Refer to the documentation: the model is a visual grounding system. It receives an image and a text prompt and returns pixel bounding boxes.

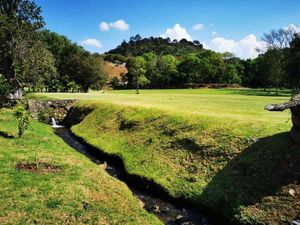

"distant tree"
[224,64,242,84]
[200,51,226,84]
[142,52,157,85]
[178,53,203,83]
[65,53,108,92]
[41,30,108,92]
[128,56,148,94]
[287,35,300,91]
[263,49,286,92]
[157,55,178,87]
[262,27,298,50]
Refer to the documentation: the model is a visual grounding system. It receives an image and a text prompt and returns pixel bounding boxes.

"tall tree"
[287,35,300,91]
[0,0,45,97]
[128,56,148,94]
[157,55,178,87]
[262,27,298,50]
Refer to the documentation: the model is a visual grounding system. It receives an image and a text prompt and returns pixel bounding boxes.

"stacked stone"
[290,94,300,146]
[28,99,78,124]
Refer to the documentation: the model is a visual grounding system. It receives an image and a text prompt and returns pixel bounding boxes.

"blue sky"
[36,0,300,58]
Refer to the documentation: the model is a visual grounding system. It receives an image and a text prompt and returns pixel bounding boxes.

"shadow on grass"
[200,132,300,222]
[0,130,14,139]
[228,89,293,97]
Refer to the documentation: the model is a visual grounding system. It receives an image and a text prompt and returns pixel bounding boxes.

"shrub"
[37,108,54,124]
[14,102,30,138]
[0,74,12,98]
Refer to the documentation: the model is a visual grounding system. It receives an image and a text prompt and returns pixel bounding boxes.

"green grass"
[33,89,300,224]
[0,109,162,225]
[34,88,292,123]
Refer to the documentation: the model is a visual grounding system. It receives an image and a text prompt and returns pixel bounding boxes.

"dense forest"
[107,35,203,57]
[107,33,300,91]
[0,0,108,98]
[0,0,300,99]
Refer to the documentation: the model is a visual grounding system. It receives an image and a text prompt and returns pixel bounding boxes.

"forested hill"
[107,35,203,57]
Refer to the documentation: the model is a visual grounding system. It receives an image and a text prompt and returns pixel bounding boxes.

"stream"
[54,127,216,225]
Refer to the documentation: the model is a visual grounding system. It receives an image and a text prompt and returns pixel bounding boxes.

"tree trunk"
[136,80,140,94]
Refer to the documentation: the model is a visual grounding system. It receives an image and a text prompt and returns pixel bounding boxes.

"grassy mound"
[69,101,300,224]
[0,109,161,225]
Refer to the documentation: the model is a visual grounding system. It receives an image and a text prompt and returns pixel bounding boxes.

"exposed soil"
[16,162,61,174]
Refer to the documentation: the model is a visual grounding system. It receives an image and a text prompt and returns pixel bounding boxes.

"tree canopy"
[107,35,204,57]
[0,1,108,96]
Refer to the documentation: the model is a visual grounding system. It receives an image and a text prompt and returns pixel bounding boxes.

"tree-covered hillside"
[107,30,300,91]
[107,35,203,57]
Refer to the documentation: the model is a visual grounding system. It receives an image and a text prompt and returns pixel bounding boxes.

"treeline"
[108,33,300,91]
[112,51,242,89]
[40,31,107,92]
[0,0,108,98]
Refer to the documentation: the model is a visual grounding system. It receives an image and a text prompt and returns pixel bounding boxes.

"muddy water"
[54,127,215,225]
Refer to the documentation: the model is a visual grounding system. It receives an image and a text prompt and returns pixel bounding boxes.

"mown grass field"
[33,88,291,125]
[32,88,300,224]
[0,109,162,225]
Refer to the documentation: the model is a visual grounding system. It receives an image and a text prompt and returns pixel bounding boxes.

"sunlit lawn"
[33,88,292,131]
[0,109,161,225]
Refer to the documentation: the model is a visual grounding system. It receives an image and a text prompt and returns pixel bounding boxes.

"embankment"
[0,108,161,225]
[65,101,300,224]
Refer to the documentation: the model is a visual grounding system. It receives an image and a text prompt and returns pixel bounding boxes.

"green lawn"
[32,88,300,224]
[0,109,161,225]
[33,88,291,120]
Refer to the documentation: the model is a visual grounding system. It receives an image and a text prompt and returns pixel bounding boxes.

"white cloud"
[110,19,129,30]
[99,22,110,31]
[212,31,217,35]
[79,39,102,48]
[209,34,264,59]
[284,24,300,33]
[161,24,192,41]
[192,23,204,31]
[99,19,129,31]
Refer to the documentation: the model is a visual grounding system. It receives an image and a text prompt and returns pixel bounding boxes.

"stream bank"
[54,127,222,225]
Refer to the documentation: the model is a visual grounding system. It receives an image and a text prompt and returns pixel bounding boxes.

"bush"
[0,74,12,98]
[37,108,54,124]
[14,102,30,138]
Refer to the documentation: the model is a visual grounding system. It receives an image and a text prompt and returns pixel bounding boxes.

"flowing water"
[54,126,216,225]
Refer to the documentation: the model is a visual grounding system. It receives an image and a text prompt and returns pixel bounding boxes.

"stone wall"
[28,99,78,124]
[0,98,19,108]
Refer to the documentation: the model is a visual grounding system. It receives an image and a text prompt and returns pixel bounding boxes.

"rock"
[28,99,78,123]
[138,199,145,208]
[176,215,184,220]
[289,188,296,197]
[176,215,188,223]
[251,137,260,143]
[100,161,108,169]
[152,204,160,213]
[292,219,300,225]
[160,206,170,213]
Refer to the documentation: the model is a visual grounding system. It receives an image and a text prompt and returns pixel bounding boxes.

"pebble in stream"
[54,127,212,225]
